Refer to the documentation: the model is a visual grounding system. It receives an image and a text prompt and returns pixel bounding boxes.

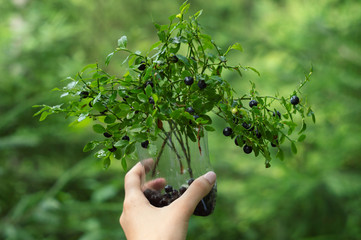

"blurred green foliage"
[1,0,360,239]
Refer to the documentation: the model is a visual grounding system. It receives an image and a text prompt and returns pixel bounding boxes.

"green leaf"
[204,126,215,132]
[39,111,49,121]
[93,124,105,133]
[103,157,111,169]
[137,93,148,103]
[176,54,190,67]
[118,36,127,49]
[104,115,116,124]
[225,42,243,55]
[83,141,97,152]
[145,84,152,97]
[114,140,129,148]
[298,134,306,142]
[276,148,284,161]
[121,156,127,171]
[291,142,298,154]
[299,120,307,134]
[78,113,89,122]
[125,142,136,155]
[93,102,107,112]
[105,52,114,66]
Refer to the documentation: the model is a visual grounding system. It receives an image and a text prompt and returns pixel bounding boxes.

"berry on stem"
[243,145,253,154]
[249,100,258,108]
[149,97,155,104]
[144,81,154,88]
[184,76,194,86]
[122,135,130,141]
[186,107,195,114]
[198,79,207,89]
[141,140,149,148]
[223,127,233,137]
[290,95,300,105]
[138,61,146,71]
[164,185,173,193]
[103,132,112,138]
[80,91,89,98]
[273,110,281,118]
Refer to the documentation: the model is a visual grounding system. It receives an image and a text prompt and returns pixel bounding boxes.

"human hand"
[119,158,217,240]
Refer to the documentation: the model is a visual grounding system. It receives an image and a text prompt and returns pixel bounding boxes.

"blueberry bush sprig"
[33,2,315,171]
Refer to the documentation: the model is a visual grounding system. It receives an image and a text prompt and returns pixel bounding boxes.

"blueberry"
[234,136,244,146]
[198,79,207,89]
[193,115,200,120]
[273,110,281,118]
[144,81,154,88]
[164,185,173,193]
[187,178,194,185]
[149,97,155,104]
[243,145,253,154]
[249,100,258,108]
[242,122,251,130]
[108,146,117,152]
[169,55,179,63]
[138,61,146,71]
[179,186,187,195]
[184,76,194,86]
[141,140,149,149]
[79,91,89,98]
[185,107,195,114]
[290,95,300,105]
[223,127,233,137]
[122,135,130,141]
[255,129,262,138]
[103,132,112,138]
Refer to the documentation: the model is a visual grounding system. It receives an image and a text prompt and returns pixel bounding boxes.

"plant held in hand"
[34,2,315,173]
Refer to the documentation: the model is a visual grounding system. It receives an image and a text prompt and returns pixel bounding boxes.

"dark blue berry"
[80,91,89,98]
[103,132,112,138]
[179,186,187,195]
[186,107,195,114]
[138,61,146,71]
[243,145,253,154]
[170,55,179,63]
[187,178,194,185]
[242,122,251,130]
[249,100,258,108]
[223,127,233,137]
[273,110,281,118]
[149,97,155,104]
[184,76,194,85]
[193,115,199,120]
[122,135,130,141]
[290,95,300,105]
[141,140,149,148]
[144,81,154,88]
[164,185,173,193]
[198,79,207,89]
[108,146,117,152]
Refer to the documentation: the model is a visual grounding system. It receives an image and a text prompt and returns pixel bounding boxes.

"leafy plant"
[34,2,314,173]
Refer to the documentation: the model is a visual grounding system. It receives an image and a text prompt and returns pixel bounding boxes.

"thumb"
[173,171,216,217]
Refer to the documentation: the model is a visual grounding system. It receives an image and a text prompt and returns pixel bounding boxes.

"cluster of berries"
[223,96,300,154]
[143,178,216,216]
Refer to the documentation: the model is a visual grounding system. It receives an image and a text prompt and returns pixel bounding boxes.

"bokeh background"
[1,0,361,239]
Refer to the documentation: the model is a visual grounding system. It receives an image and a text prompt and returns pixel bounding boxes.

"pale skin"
[119,158,217,240]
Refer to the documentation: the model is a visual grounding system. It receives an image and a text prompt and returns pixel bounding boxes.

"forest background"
[1,0,361,239]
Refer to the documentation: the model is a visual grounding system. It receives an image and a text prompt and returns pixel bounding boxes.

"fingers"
[143,178,166,191]
[173,171,216,217]
[124,158,154,198]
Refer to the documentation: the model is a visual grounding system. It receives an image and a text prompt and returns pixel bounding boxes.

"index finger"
[123,158,154,197]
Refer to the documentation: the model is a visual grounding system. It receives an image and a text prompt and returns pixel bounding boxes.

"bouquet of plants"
[34,2,314,200]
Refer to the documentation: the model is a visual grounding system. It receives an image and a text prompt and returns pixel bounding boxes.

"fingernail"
[204,171,216,185]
